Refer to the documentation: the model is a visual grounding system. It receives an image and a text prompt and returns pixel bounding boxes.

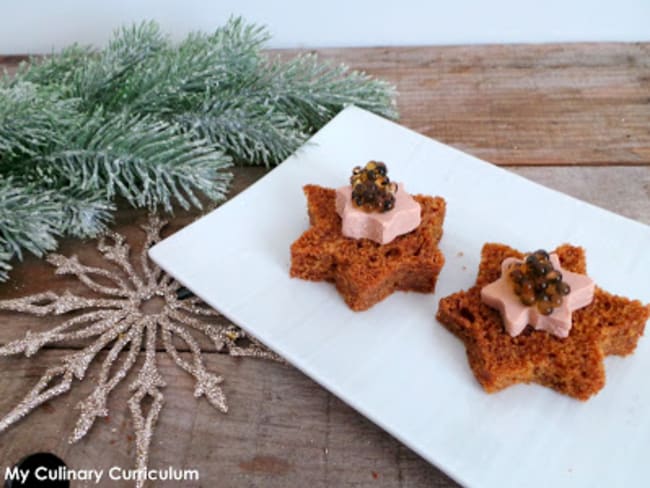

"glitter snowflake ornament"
[0,215,278,486]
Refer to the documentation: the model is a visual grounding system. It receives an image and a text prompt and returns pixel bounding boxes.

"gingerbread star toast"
[290,185,446,311]
[436,243,649,400]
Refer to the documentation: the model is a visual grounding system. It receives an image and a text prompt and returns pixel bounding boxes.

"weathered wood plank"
[512,165,650,223]
[274,43,650,166]
[4,42,650,167]
[0,350,455,487]
[0,54,24,76]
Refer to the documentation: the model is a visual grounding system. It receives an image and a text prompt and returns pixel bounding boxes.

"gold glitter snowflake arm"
[139,216,166,287]
[128,322,165,488]
[160,316,228,413]
[0,214,281,485]
[0,315,135,434]
[0,290,123,316]
[0,310,128,357]
[167,308,228,350]
[166,308,280,361]
[70,323,144,442]
[175,296,220,317]
[47,253,133,297]
[97,231,144,290]
[0,365,74,433]
[228,332,283,361]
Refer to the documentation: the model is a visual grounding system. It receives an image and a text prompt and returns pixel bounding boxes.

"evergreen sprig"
[0,17,397,281]
[0,83,80,161]
[0,178,64,276]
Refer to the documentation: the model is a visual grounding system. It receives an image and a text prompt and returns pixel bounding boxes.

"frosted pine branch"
[261,53,398,130]
[38,113,233,211]
[0,17,396,281]
[176,98,307,166]
[0,177,64,260]
[0,83,81,161]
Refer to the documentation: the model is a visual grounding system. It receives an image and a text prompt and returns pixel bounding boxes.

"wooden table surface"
[1,43,649,487]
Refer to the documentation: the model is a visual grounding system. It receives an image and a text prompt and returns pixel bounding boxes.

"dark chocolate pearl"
[520,293,536,306]
[537,301,554,315]
[526,254,539,266]
[550,294,563,306]
[510,269,524,282]
[534,249,550,260]
[546,270,562,282]
[559,282,571,295]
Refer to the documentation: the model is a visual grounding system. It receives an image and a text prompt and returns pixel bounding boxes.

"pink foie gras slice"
[480,254,595,338]
[335,183,421,245]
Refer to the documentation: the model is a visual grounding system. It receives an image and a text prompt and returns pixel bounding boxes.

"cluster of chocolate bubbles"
[508,249,571,315]
[350,161,398,213]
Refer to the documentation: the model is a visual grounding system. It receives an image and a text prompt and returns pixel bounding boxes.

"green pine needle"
[176,98,307,166]
[0,83,81,161]
[0,248,11,282]
[262,53,398,130]
[0,17,397,282]
[39,112,233,210]
[55,188,116,238]
[0,177,64,260]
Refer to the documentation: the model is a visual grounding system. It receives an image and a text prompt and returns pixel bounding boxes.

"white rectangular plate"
[149,106,650,488]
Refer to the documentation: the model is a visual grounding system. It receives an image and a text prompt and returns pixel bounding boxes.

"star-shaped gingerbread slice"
[436,243,649,400]
[290,185,446,311]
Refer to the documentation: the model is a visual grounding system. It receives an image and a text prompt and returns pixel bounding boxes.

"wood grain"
[5,42,650,167]
[1,44,649,487]
[0,350,455,487]
[275,43,650,166]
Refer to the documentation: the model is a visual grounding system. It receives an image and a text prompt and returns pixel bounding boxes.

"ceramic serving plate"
[149,106,650,488]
